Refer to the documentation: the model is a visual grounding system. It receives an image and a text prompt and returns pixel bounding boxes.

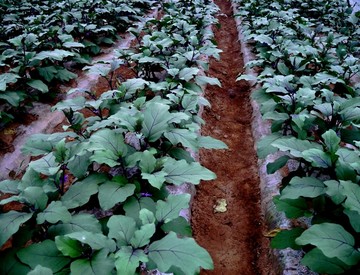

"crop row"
[0,0,225,274]
[0,0,155,127]
[236,0,360,273]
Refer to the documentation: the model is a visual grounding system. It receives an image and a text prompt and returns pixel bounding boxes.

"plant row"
[0,0,225,274]
[236,0,360,273]
[0,0,155,127]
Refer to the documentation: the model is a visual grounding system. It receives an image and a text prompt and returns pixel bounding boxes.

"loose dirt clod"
[191,0,275,274]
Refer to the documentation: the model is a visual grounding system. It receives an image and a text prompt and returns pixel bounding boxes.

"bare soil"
[191,1,275,274]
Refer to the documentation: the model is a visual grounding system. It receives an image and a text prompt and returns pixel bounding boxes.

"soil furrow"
[191,1,274,274]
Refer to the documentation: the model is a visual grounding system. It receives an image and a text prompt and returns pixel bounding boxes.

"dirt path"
[191,1,274,274]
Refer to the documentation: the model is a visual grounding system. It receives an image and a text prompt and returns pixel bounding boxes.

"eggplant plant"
[236,0,360,273]
[0,0,225,274]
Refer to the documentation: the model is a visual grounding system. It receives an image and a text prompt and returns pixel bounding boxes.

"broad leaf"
[29,153,60,176]
[27,80,49,93]
[273,195,310,218]
[161,217,192,237]
[302,148,332,168]
[17,240,71,273]
[280,177,325,199]
[48,214,101,236]
[107,215,136,246]
[270,228,305,250]
[156,194,190,222]
[115,247,148,275]
[130,223,156,248]
[272,137,321,158]
[324,180,346,205]
[55,236,83,258]
[70,249,114,275]
[61,174,106,209]
[28,265,53,275]
[148,232,213,274]
[322,130,341,154]
[98,182,135,210]
[142,103,170,142]
[37,201,72,224]
[340,181,360,214]
[64,231,116,252]
[163,158,216,185]
[0,211,33,247]
[301,248,350,274]
[296,223,360,265]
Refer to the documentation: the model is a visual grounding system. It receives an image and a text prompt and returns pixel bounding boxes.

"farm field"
[1,0,360,274]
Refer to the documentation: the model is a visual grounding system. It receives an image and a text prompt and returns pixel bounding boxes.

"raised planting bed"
[236,0,360,273]
[0,0,227,274]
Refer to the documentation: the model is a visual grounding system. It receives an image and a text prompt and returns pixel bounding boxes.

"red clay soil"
[191,1,275,274]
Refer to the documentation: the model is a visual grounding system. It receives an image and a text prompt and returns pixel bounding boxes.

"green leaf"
[0,73,20,91]
[344,209,360,233]
[63,42,85,48]
[325,180,346,205]
[28,153,60,176]
[257,134,281,159]
[37,66,57,82]
[28,265,53,275]
[302,148,332,168]
[61,174,106,209]
[253,34,273,45]
[164,129,198,151]
[0,248,31,274]
[130,223,156,248]
[178,67,199,81]
[115,247,148,275]
[55,236,83,258]
[322,130,341,153]
[31,49,75,61]
[98,182,135,210]
[89,128,128,157]
[0,211,33,247]
[139,209,156,225]
[0,90,26,107]
[48,214,101,236]
[161,217,192,237]
[122,78,148,94]
[90,150,119,167]
[148,232,213,273]
[266,155,290,174]
[195,75,221,87]
[37,201,72,224]
[272,137,321,158]
[197,136,228,149]
[55,69,77,82]
[301,248,350,274]
[340,181,360,214]
[22,186,48,210]
[0,179,19,194]
[64,231,116,252]
[156,194,190,223]
[107,215,136,246]
[296,223,360,265]
[27,80,49,93]
[273,195,310,218]
[270,228,305,250]
[70,249,114,275]
[124,197,156,224]
[17,240,71,273]
[163,158,216,185]
[280,177,325,199]
[142,171,167,189]
[142,103,171,142]
[139,150,157,173]
[52,97,86,112]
